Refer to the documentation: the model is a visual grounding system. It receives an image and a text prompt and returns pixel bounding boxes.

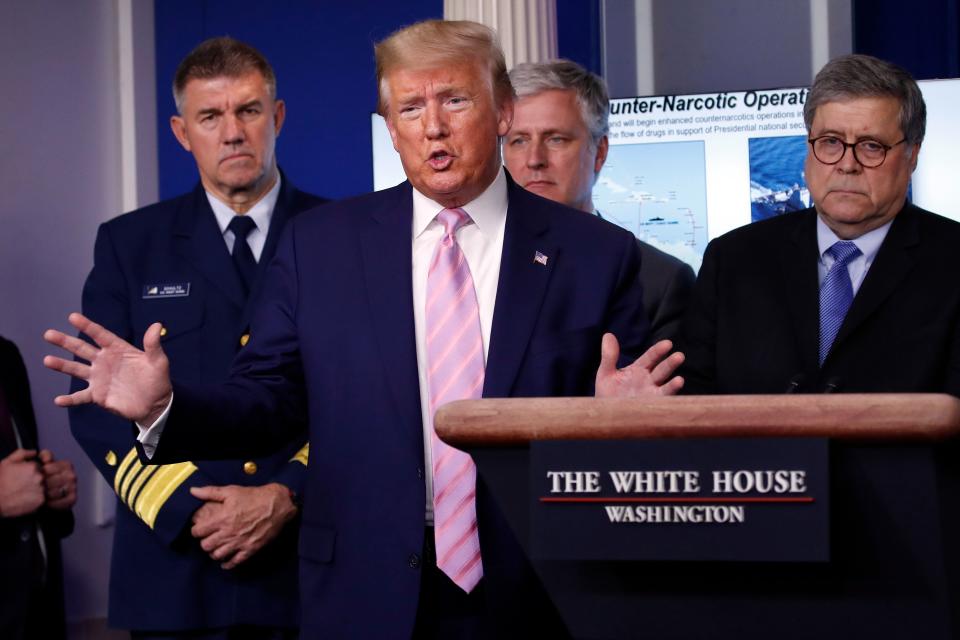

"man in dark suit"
[67,38,324,638]
[45,20,682,639]
[503,59,696,347]
[680,54,960,396]
[1,336,75,640]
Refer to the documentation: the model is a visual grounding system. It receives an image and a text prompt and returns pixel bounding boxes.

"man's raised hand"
[595,333,685,397]
[43,313,173,425]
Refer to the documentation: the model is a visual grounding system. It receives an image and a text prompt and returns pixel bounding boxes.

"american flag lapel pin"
[533,251,549,266]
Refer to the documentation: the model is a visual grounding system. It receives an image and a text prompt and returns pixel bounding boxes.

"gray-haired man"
[503,59,695,347]
[680,54,960,396]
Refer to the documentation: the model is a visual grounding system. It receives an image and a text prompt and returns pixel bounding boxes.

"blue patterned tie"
[818,240,862,365]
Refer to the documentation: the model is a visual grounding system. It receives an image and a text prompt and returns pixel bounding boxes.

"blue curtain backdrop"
[557,0,602,75]
[154,1,602,202]
[155,1,443,201]
[853,0,960,79]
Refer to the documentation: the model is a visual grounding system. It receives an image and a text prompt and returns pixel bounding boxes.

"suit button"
[408,553,421,569]
[243,461,258,475]
[417,467,423,479]
[159,326,168,337]
[240,333,250,347]
[20,530,31,542]
[105,450,117,466]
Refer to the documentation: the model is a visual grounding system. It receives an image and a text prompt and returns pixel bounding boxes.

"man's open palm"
[44,313,173,424]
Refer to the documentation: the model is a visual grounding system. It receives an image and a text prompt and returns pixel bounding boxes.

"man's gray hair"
[172,37,276,115]
[804,53,926,145]
[509,59,609,144]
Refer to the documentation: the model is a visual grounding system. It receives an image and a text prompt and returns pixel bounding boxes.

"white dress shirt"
[816,214,892,295]
[412,168,508,522]
[206,176,281,261]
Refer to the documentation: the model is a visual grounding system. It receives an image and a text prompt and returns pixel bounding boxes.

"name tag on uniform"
[142,283,191,299]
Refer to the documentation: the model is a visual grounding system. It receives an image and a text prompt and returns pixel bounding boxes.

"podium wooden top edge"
[434,394,960,446]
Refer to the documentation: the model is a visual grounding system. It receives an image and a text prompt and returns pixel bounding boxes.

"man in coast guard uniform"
[68,37,324,638]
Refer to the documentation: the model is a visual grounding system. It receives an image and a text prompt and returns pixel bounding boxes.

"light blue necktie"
[818,240,862,365]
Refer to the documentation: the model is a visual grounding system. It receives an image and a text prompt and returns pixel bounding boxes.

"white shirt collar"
[206,175,282,236]
[412,167,508,239]
[815,212,892,265]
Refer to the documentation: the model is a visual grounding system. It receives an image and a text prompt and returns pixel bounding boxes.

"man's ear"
[594,135,609,175]
[496,95,514,137]
[907,141,921,172]
[273,99,287,137]
[385,114,400,153]
[170,116,191,152]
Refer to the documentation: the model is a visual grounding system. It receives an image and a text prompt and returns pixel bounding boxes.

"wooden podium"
[436,394,960,640]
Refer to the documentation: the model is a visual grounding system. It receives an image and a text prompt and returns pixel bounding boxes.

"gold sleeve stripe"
[113,448,139,493]
[125,465,160,512]
[135,462,198,529]
[131,463,189,519]
[290,443,309,466]
[114,448,140,495]
[121,463,148,504]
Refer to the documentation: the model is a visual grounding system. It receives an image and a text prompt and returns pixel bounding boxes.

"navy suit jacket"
[152,176,648,638]
[635,240,695,347]
[69,178,325,630]
[680,204,960,396]
[596,212,695,347]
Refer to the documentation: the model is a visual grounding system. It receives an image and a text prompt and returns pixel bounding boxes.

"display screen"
[372,79,960,272]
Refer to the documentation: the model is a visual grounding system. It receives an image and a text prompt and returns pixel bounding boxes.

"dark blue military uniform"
[69,176,324,633]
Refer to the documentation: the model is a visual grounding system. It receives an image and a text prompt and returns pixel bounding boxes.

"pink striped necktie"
[426,207,484,593]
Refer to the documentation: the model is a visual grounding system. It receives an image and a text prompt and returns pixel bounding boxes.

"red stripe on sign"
[540,496,815,503]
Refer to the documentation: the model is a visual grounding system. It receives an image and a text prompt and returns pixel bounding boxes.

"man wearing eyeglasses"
[680,54,960,396]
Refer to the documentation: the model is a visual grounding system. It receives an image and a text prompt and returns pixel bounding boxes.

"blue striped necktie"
[818,240,862,365]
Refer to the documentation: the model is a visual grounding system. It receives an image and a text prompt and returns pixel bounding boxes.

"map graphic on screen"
[593,140,709,271]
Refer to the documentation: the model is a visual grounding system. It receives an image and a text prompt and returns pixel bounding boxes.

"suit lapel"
[238,176,300,332]
[832,204,919,352]
[173,185,246,309]
[484,179,557,398]
[780,209,822,373]
[359,183,423,435]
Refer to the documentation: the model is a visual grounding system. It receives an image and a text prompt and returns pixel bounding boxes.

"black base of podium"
[472,442,960,639]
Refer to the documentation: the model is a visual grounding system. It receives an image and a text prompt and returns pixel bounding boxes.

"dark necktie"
[818,240,862,365]
[228,215,258,295]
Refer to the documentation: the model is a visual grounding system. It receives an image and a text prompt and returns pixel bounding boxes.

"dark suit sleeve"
[945,313,960,398]
[68,224,309,545]
[645,258,696,347]
[608,232,651,368]
[1,340,75,539]
[677,239,720,394]
[151,222,308,464]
